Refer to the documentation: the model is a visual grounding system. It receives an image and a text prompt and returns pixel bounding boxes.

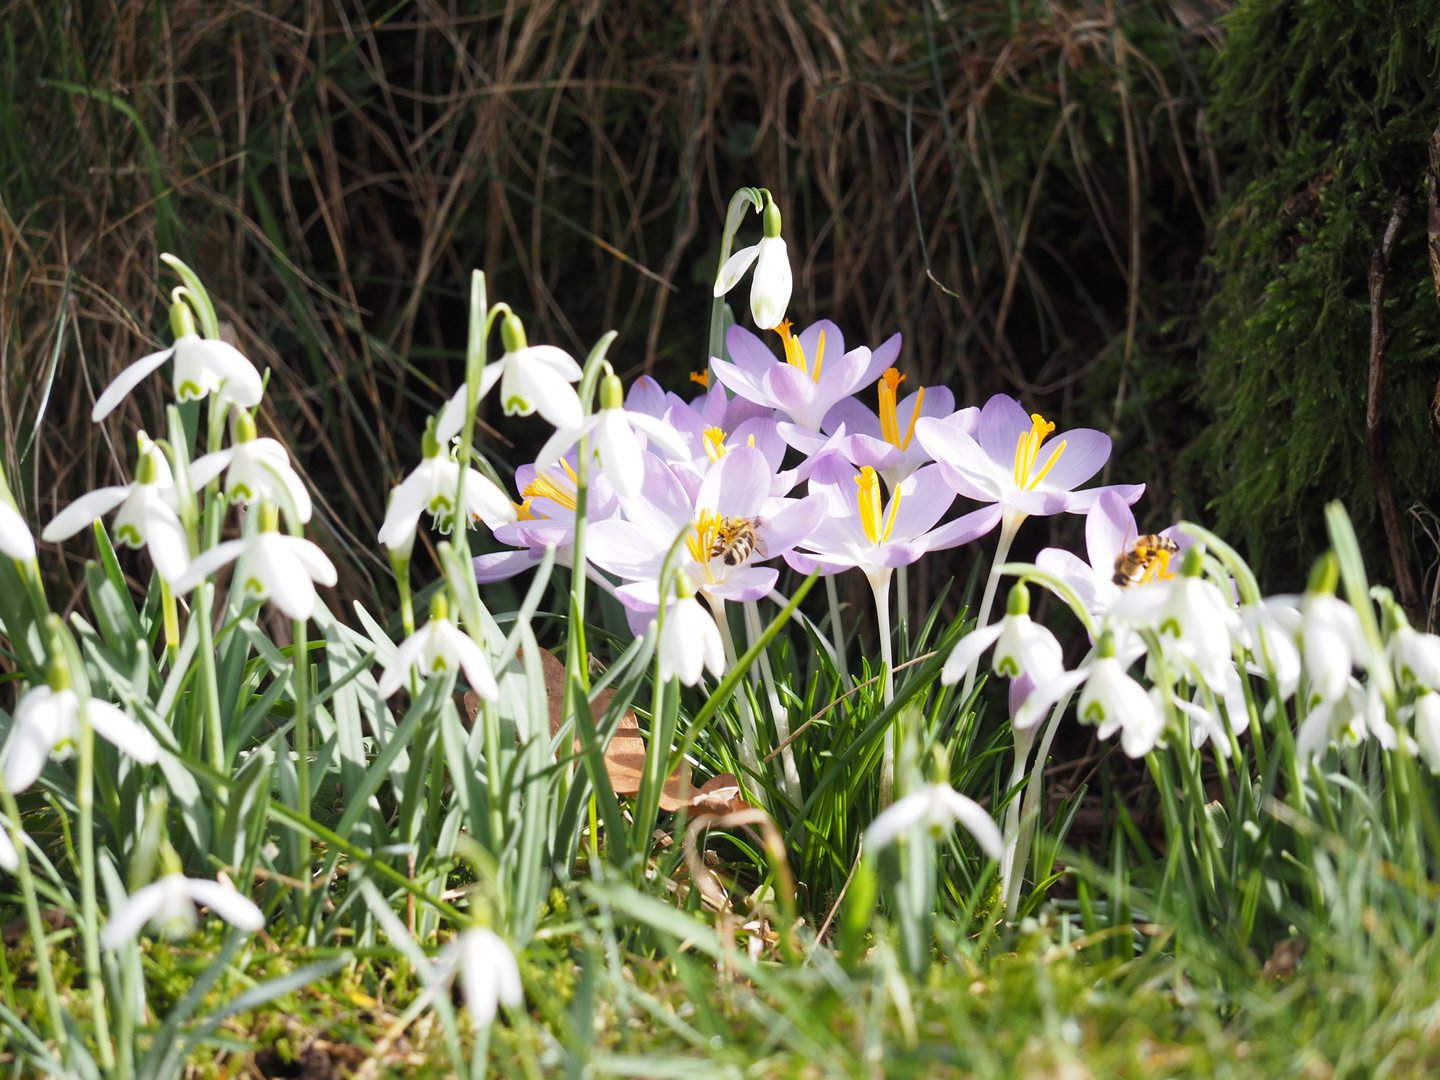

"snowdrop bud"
[763,196,782,239]
[169,297,198,339]
[1178,542,1204,579]
[1006,582,1030,617]
[501,312,527,353]
[134,438,158,486]
[232,407,257,443]
[599,372,624,411]
[1416,692,1440,773]
[1308,551,1339,596]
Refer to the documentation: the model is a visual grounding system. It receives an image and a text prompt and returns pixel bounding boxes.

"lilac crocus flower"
[711,320,898,432]
[781,368,962,491]
[586,447,822,615]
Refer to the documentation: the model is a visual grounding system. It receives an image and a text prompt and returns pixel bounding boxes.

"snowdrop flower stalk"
[713,190,792,331]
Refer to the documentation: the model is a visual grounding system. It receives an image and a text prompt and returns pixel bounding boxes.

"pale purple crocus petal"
[885,465,956,540]
[1060,484,1145,511]
[705,565,778,603]
[1087,489,1136,569]
[762,363,818,420]
[626,411,692,462]
[974,395,1034,466]
[784,550,855,577]
[1033,429,1111,491]
[698,445,769,519]
[1034,547,1103,613]
[921,503,1004,553]
[625,375,669,418]
[709,356,770,408]
[474,550,539,584]
[586,520,667,580]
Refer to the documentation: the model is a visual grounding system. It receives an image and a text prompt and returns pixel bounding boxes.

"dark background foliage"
[1,0,1435,629]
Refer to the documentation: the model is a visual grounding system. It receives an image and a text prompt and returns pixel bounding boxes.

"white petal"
[195,340,264,407]
[185,879,265,931]
[92,348,173,422]
[535,419,595,472]
[524,345,583,382]
[188,449,234,492]
[864,790,932,852]
[85,700,160,764]
[253,545,316,621]
[101,880,169,950]
[436,383,469,443]
[463,470,519,531]
[173,539,249,594]
[940,623,1004,685]
[41,486,131,542]
[278,536,338,587]
[0,501,35,560]
[0,828,16,872]
[938,787,1003,859]
[378,624,434,697]
[4,724,54,793]
[378,470,431,550]
[257,457,313,524]
[750,236,793,330]
[713,243,761,297]
[143,501,192,584]
[441,623,499,701]
[595,413,645,500]
[626,412,693,461]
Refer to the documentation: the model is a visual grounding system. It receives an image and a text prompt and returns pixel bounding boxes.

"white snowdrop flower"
[42,433,190,584]
[174,504,336,620]
[376,593,498,701]
[942,584,1063,687]
[1296,677,1395,763]
[713,195,792,330]
[191,408,311,524]
[0,501,35,561]
[4,683,161,794]
[1077,633,1164,759]
[91,298,262,422]
[535,372,691,500]
[1390,624,1440,691]
[865,782,1003,858]
[100,872,264,950]
[377,413,516,559]
[454,927,524,1029]
[657,577,726,687]
[1414,692,1440,773]
[438,314,584,431]
[1238,598,1302,701]
[0,828,16,872]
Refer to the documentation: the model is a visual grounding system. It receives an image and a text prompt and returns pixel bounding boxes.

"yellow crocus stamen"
[855,466,902,545]
[703,427,729,463]
[685,509,722,584]
[689,370,709,388]
[774,319,825,383]
[514,500,536,521]
[520,458,580,514]
[1012,413,1066,491]
[878,369,925,451]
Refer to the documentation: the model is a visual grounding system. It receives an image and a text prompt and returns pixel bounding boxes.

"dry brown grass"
[0,0,1225,618]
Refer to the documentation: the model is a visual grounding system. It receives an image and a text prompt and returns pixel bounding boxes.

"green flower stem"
[482,697,506,852]
[745,599,801,808]
[706,594,763,782]
[293,617,312,914]
[963,508,1023,704]
[76,699,116,1070]
[0,782,65,1056]
[159,578,180,667]
[708,187,766,369]
[196,582,225,774]
[870,569,896,807]
[825,575,852,689]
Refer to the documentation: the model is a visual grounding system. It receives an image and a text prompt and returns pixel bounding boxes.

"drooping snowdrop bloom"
[1296,676,1394,762]
[191,408,311,524]
[1390,622,1440,691]
[713,194,792,330]
[41,433,190,584]
[781,368,959,491]
[0,501,35,561]
[941,583,1065,687]
[472,454,619,588]
[376,592,499,700]
[174,503,336,620]
[0,828,16,872]
[915,395,1142,520]
[1414,692,1440,773]
[587,446,822,615]
[712,320,898,433]
[1077,632,1165,758]
[432,927,523,1029]
[1150,545,1242,690]
[1238,598,1302,702]
[4,683,160,794]
[657,574,726,686]
[1171,667,1251,757]
[377,412,516,559]
[1295,557,1370,709]
[91,298,263,422]
[438,313,584,430]
[865,782,1003,857]
[535,372,690,499]
[100,871,263,949]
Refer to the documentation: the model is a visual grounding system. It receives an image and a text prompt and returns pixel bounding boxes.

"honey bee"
[1112,534,1181,589]
[710,516,766,566]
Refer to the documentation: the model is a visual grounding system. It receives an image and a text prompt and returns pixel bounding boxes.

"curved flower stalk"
[41,432,190,584]
[657,574,726,687]
[376,593,499,700]
[191,408,311,525]
[865,781,1003,858]
[378,412,517,559]
[438,312,584,430]
[174,503,337,620]
[782,369,961,491]
[100,870,263,950]
[536,370,690,499]
[4,684,160,794]
[713,192,792,330]
[915,394,1141,699]
[91,296,262,423]
[0,500,35,561]
[712,320,898,432]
